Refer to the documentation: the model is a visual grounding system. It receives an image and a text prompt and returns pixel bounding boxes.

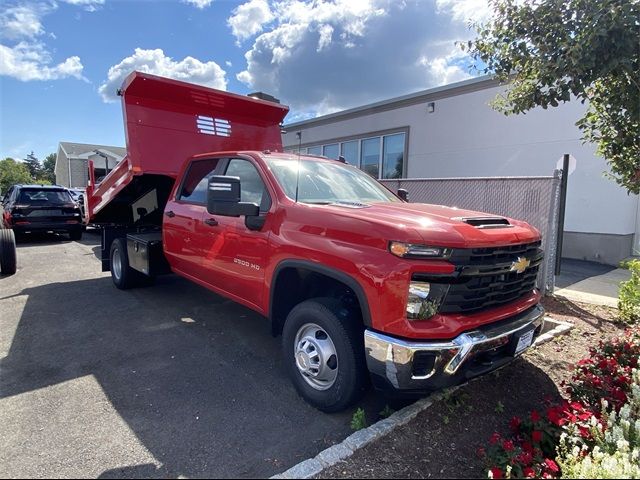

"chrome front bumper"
[364,305,545,392]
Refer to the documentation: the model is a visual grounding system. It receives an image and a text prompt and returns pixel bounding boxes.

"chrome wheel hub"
[294,323,338,391]
[112,247,122,280]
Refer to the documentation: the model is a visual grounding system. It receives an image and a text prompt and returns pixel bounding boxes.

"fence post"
[555,154,570,276]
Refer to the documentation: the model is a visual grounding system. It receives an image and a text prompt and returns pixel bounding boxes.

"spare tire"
[0,229,17,275]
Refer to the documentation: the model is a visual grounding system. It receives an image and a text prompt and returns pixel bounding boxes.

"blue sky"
[0,0,489,162]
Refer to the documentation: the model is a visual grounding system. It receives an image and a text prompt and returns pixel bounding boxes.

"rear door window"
[18,189,72,205]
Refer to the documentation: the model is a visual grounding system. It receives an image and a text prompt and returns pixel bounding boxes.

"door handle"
[165,211,175,218]
[204,218,218,226]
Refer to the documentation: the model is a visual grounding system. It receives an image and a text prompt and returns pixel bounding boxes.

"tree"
[463,0,640,194]
[42,153,57,184]
[23,151,42,180]
[0,158,32,195]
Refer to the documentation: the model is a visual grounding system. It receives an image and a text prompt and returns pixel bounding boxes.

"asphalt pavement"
[0,231,384,478]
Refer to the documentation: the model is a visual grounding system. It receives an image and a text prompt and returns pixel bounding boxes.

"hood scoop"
[456,216,512,229]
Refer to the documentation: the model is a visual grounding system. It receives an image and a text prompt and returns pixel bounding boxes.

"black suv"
[1,185,83,240]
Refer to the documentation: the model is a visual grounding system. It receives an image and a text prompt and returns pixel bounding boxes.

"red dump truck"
[86,71,545,412]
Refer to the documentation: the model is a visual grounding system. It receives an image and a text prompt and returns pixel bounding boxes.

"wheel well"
[270,265,369,336]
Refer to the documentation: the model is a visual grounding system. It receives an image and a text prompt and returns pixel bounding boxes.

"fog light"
[407,281,449,321]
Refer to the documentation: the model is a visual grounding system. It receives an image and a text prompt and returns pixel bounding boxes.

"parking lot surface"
[0,232,384,478]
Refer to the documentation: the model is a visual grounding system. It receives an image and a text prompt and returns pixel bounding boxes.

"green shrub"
[619,260,640,324]
[350,408,367,431]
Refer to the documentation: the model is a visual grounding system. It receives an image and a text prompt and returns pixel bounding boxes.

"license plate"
[30,210,61,217]
[515,330,535,356]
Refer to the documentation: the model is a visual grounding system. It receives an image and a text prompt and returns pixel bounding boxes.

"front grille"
[414,241,543,315]
[439,266,539,313]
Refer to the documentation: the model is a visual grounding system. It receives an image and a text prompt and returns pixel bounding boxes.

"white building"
[281,76,639,266]
[55,142,126,189]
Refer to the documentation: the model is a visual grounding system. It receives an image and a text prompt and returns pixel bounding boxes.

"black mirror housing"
[398,188,409,201]
[207,175,260,217]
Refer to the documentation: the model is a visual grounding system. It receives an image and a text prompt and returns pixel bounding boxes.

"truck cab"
[87,72,545,412]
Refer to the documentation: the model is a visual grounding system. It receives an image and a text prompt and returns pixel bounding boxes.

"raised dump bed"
[86,71,289,226]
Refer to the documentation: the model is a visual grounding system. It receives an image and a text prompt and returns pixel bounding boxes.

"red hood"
[321,201,541,249]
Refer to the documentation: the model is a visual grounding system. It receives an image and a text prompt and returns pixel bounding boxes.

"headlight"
[406,281,449,321]
[390,241,450,259]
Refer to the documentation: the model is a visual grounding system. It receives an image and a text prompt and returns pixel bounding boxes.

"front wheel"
[282,298,368,412]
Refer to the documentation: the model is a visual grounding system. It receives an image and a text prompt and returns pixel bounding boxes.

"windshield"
[18,189,73,205]
[266,157,399,204]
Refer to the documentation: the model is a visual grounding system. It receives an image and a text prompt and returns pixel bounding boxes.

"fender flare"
[269,259,373,332]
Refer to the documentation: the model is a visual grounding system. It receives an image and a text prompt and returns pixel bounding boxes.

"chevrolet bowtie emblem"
[510,256,531,274]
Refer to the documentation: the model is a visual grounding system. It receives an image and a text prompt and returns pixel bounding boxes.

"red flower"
[578,426,591,439]
[489,432,501,445]
[532,430,543,443]
[523,467,536,478]
[502,440,515,452]
[547,407,565,426]
[530,410,541,423]
[545,459,560,473]
[521,441,533,453]
[516,451,533,465]
[490,467,503,479]
[509,416,522,432]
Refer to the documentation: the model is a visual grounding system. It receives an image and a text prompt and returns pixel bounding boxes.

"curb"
[271,316,573,479]
[271,387,459,479]
[533,317,574,347]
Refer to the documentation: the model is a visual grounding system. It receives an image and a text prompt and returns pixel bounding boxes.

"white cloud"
[0,41,84,81]
[0,3,50,40]
[0,1,99,82]
[435,0,492,24]
[419,52,472,86]
[98,48,227,102]
[181,0,214,9]
[60,0,105,12]
[227,0,274,43]
[235,0,480,115]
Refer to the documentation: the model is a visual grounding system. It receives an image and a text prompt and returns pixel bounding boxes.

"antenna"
[295,131,302,203]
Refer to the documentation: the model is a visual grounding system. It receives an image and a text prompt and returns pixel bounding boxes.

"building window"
[340,141,359,166]
[361,137,381,178]
[382,133,404,179]
[323,143,339,159]
[297,130,406,179]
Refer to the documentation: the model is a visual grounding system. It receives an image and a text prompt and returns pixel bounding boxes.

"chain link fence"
[380,172,563,294]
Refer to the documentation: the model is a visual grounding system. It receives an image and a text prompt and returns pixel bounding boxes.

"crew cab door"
[163,158,222,274]
[197,157,272,309]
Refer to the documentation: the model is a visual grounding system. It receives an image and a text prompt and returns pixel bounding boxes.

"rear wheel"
[0,229,17,275]
[110,238,144,289]
[282,298,368,412]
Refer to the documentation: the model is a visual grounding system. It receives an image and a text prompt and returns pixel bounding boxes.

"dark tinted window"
[179,158,220,204]
[18,189,72,205]
[225,159,271,212]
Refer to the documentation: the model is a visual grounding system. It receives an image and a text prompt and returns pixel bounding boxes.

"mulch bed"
[318,296,625,479]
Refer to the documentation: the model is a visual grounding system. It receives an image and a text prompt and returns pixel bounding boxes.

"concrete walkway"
[554,267,631,308]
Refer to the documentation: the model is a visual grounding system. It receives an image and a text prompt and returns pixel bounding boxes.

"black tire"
[110,238,141,289]
[282,298,368,413]
[69,228,83,241]
[0,228,17,275]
